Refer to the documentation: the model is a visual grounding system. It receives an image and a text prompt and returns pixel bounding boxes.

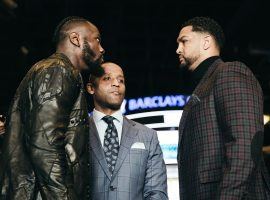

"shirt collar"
[189,56,220,92]
[93,109,123,124]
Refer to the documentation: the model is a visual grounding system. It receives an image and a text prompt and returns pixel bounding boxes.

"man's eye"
[119,79,125,83]
[103,76,110,80]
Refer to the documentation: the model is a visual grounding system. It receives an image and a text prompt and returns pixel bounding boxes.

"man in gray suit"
[86,62,168,200]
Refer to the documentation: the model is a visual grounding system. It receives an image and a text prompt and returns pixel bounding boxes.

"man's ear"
[69,32,80,47]
[203,35,211,50]
[86,83,95,95]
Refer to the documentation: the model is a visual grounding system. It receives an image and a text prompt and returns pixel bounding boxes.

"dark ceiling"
[1,0,270,113]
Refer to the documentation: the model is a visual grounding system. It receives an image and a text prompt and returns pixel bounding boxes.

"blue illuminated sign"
[121,94,190,114]
[160,144,178,160]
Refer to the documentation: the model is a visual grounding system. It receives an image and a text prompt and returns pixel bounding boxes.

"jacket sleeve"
[214,62,264,199]
[143,130,168,200]
[32,65,79,148]
[30,65,80,198]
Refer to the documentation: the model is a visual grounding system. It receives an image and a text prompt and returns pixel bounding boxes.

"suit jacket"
[89,116,168,200]
[0,53,89,199]
[178,58,270,200]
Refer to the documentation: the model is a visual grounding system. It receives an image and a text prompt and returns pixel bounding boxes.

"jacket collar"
[89,116,138,180]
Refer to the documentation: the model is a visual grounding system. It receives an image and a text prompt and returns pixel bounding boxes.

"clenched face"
[87,63,125,112]
[176,26,204,71]
[81,23,105,74]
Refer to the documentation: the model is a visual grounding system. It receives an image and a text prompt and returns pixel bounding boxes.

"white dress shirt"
[92,109,123,147]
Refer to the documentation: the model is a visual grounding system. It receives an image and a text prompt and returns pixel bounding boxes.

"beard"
[179,54,199,70]
[82,40,104,77]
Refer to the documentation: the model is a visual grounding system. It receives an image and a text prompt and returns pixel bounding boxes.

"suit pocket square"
[131,142,145,149]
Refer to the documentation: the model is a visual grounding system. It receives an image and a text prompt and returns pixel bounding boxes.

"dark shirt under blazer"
[178,58,270,199]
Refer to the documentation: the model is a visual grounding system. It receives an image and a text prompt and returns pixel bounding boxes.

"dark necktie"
[102,115,120,174]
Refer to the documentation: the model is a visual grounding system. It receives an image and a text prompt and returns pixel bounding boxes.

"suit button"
[110,186,117,191]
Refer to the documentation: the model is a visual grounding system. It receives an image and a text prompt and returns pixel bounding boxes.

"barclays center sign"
[121,94,190,114]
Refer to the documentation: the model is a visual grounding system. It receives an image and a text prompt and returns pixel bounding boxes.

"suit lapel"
[112,117,138,178]
[89,117,111,180]
[178,59,224,146]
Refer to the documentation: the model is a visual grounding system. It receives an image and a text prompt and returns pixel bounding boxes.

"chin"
[108,102,122,111]
[179,63,188,69]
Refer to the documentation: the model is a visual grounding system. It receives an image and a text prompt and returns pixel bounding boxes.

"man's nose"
[112,78,119,86]
[176,42,184,55]
[99,45,105,54]
[176,45,181,54]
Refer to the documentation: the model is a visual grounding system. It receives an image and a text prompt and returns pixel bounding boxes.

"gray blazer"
[89,116,168,200]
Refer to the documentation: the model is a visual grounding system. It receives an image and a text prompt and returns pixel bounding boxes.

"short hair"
[53,16,89,46]
[88,64,106,87]
[88,73,98,87]
[181,17,225,50]
[88,62,122,87]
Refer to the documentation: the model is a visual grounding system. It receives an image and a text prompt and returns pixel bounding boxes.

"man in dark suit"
[86,62,168,200]
[176,16,270,199]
